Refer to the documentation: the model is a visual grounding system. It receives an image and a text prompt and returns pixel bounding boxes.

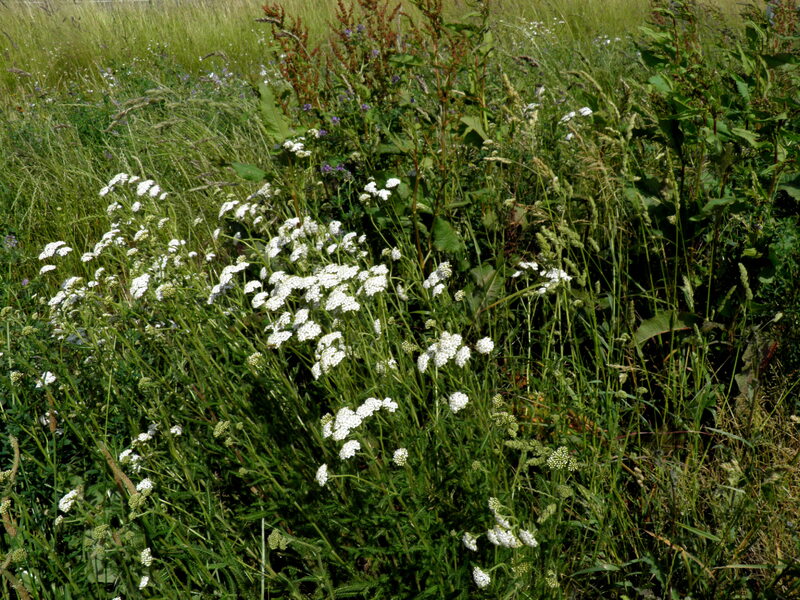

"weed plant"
[1,0,799,598]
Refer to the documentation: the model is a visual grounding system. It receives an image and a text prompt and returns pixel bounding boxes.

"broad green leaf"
[778,173,800,201]
[231,162,267,182]
[648,74,673,94]
[460,116,489,142]
[258,82,292,143]
[729,127,760,147]
[387,53,425,67]
[634,311,695,345]
[432,217,463,253]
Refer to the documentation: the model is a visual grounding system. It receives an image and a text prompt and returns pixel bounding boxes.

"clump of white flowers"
[339,439,361,460]
[462,532,478,551]
[472,566,491,589]
[282,137,311,158]
[474,337,494,354]
[448,391,469,413]
[422,261,452,297]
[58,489,80,513]
[321,397,398,442]
[392,448,408,467]
[315,464,329,487]
[140,547,153,567]
[35,371,56,389]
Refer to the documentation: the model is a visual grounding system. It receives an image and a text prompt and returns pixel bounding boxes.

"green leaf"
[677,522,722,543]
[634,311,696,346]
[231,162,267,182]
[258,82,292,143]
[777,173,800,201]
[729,127,760,147]
[648,74,673,94]
[387,53,425,67]
[432,217,463,253]
[460,116,489,142]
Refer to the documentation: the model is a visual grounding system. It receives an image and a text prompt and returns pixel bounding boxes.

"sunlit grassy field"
[1,0,799,598]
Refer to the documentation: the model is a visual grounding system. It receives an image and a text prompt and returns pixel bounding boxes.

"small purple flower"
[3,234,18,249]
[391,75,401,84]
[335,164,346,172]
[317,129,328,137]
[302,103,312,111]
[371,49,380,57]
[344,28,352,37]
[21,278,30,287]
[357,24,365,33]
[321,164,333,173]
[331,116,340,125]
[361,103,371,111]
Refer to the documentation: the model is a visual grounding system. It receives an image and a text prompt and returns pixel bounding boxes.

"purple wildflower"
[331,116,341,125]
[361,103,371,111]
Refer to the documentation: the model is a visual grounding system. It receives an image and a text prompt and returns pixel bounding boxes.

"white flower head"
[392,448,408,466]
[315,464,329,487]
[130,273,150,299]
[385,177,401,189]
[472,566,491,589]
[36,371,57,388]
[339,439,361,460]
[136,478,154,495]
[140,547,153,567]
[475,337,494,354]
[462,532,478,551]
[448,391,469,413]
[58,489,80,513]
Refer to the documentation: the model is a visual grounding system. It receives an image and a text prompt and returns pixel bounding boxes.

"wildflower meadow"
[1,0,799,598]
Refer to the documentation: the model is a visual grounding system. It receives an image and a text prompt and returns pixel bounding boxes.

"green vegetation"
[1,0,799,598]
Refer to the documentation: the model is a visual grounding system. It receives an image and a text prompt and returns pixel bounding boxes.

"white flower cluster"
[58,489,80,513]
[558,106,593,123]
[38,240,73,275]
[448,391,469,413]
[311,332,347,379]
[360,177,400,202]
[130,273,151,300]
[321,397,398,442]
[472,566,491,589]
[482,497,539,550]
[511,261,572,294]
[207,261,249,304]
[417,332,493,373]
[283,137,311,158]
[35,371,56,388]
[99,173,167,201]
[43,174,204,345]
[315,463,329,487]
[422,261,452,297]
[392,448,408,466]
[218,184,279,232]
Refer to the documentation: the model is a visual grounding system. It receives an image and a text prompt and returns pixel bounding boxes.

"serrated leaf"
[634,311,695,345]
[730,127,760,147]
[432,217,463,253]
[258,82,292,143]
[231,162,267,182]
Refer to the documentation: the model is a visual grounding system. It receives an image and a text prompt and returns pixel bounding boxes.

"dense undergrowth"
[1,0,799,598]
